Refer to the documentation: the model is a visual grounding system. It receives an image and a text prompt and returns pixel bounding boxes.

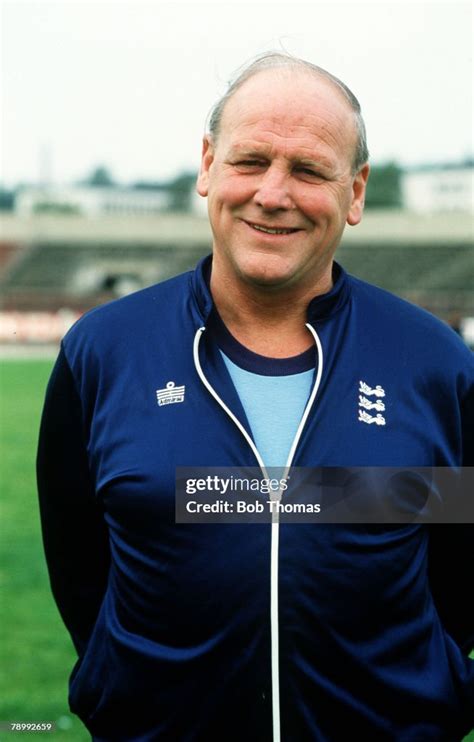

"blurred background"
[0,1,473,739]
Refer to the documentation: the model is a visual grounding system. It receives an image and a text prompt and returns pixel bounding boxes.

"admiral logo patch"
[156,381,185,406]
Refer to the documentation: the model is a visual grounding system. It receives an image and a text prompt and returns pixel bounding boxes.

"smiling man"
[198,62,369,358]
[37,53,473,741]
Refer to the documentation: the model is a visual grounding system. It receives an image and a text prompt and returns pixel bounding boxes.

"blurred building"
[15,185,171,217]
[402,162,473,213]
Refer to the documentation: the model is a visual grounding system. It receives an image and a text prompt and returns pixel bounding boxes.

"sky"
[1,0,472,187]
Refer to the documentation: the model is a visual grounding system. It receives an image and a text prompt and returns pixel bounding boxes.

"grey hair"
[207,52,369,174]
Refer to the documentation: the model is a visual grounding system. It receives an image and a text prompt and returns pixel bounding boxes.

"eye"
[235,159,266,168]
[295,166,326,180]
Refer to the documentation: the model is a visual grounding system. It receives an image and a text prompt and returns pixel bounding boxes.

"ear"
[347,163,370,226]
[196,136,215,197]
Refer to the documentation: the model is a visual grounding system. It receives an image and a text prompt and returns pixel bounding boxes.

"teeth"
[251,223,296,235]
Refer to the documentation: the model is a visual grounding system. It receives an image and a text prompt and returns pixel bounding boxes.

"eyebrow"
[227,146,270,159]
[296,158,330,170]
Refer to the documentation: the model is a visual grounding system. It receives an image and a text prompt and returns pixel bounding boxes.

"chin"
[239,266,297,290]
[234,253,296,287]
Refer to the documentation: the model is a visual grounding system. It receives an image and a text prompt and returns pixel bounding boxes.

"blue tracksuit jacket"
[37,256,474,741]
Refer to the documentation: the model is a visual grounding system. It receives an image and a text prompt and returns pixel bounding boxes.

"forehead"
[218,69,357,164]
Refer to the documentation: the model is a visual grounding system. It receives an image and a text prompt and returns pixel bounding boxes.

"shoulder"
[60,269,194,378]
[348,273,473,367]
[64,270,192,345]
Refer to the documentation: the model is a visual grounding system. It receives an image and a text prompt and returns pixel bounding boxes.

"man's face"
[197,69,369,293]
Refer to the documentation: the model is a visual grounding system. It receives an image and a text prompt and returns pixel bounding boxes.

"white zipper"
[193,323,324,742]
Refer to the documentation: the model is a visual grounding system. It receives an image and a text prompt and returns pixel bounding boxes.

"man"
[37,53,473,741]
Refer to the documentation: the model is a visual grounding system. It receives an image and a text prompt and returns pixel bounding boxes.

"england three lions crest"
[358,380,387,426]
[156,381,185,406]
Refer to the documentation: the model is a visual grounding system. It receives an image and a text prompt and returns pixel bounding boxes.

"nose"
[253,165,294,211]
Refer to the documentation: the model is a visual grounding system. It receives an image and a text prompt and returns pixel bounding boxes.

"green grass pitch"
[0,358,473,741]
[0,359,88,740]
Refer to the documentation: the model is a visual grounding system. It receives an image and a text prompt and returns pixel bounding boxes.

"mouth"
[243,220,302,236]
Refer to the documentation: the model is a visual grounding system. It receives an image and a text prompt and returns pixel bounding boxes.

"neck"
[209,261,333,358]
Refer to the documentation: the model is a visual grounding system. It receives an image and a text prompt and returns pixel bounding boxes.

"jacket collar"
[190,254,351,326]
[306,261,351,323]
[190,255,214,325]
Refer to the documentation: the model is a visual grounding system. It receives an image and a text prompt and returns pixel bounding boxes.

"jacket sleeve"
[36,345,110,657]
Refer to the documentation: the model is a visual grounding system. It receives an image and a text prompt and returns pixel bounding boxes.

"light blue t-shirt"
[221,353,314,468]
